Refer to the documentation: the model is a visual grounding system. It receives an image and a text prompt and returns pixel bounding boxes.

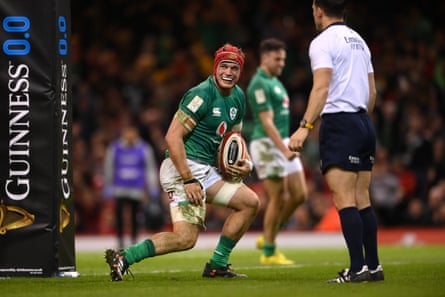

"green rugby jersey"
[247,68,290,140]
[168,76,246,166]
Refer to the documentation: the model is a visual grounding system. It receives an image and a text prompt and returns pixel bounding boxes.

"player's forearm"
[165,119,194,182]
[263,121,288,153]
[259,111,288,153]
[169,146,193,182]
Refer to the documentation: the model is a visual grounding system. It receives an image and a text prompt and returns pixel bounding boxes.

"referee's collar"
[324,21,346,31]
[315,21,346,37]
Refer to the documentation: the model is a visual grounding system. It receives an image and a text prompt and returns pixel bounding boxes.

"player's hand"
[183,180,204,206]
[288,128,309,152]
[227,159,253,179]
[284,149,299,160]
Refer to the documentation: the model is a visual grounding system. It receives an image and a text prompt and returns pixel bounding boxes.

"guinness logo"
[0,200,35,235]
[59,200,70,233]
[0,200,71,235]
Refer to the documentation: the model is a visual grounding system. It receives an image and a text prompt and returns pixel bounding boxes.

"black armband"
[183,178,203,188]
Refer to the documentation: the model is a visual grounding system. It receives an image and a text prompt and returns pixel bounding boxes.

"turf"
[2,245,444,297]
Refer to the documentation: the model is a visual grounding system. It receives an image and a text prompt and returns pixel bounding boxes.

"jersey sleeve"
[309,36,333,71]
[367,52,374,74]
[248,79,272,113]
[178,89,209,122]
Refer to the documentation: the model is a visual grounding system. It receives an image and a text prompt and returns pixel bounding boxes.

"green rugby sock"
[263,242,276,257]
[123,239,155,265]
[209,235,236,269]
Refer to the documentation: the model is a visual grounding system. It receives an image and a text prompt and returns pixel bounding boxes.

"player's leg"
[356,170,384,281]
[124,220,200,262]
[136,158,207,257]
[120,188,204,263]
[281,168,307,225]
[150,221,200,254]
[325,167,366,274]
[105,201,202,281]
[322,113,374,283]
[279,139,308,225]
[105,158,205,281]
[219,184,260,241]
[105,220,200,281]
[204,180,259,277]
[249,137,292,262]
[262,178,284,247]
[259,178,294,264]
[259,170,307,262]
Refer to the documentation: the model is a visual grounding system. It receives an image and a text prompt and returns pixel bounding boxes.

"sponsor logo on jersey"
[186,96,203,113]
[212,107,221,116]
[229,107,237,120]
[283,95,289,107]
[217,122,227,137]
[254,89,266,104]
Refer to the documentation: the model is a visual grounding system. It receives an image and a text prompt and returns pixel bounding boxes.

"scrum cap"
[213,43,245,76]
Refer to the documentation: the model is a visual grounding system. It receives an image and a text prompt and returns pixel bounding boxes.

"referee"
[288,0,384,283]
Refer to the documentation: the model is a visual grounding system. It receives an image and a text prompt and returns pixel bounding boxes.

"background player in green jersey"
[105,44,259,280]
[247,38,308,265]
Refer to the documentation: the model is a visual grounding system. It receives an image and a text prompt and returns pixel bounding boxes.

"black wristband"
[183,178,198,184]
[183,178,203,188]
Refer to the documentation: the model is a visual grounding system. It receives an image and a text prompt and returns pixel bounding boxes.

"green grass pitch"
[2,245,444,297]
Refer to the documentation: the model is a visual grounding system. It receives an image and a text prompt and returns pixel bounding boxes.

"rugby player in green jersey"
[105,44,259,280]
[247,38,308,265]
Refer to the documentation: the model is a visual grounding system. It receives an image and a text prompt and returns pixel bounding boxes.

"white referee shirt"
[309,23,373,115]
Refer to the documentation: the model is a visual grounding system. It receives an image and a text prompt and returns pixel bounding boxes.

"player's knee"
[227,186,261,215]
[178,232,198,250]
[295,192,307,206]
[244,192,261,215]
[290,187,308,206]
[172,224,199,250]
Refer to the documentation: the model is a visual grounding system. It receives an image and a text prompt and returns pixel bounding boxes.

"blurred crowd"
[70,0,445,234]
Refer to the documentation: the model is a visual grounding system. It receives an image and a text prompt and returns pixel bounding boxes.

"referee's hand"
[288,128,309,152]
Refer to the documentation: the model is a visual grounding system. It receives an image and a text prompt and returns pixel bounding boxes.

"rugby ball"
[218,131,248,181]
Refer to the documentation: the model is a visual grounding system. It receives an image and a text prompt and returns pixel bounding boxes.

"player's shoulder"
[310,26,343,55]
[225,84,245,104]
[188,76,213,96]
[182,78,213,105]
[247,71,269,93]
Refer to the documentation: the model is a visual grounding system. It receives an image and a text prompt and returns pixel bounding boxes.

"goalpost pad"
[0,0,75,277]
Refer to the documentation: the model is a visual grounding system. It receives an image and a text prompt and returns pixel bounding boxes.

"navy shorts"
[319,110,376,174]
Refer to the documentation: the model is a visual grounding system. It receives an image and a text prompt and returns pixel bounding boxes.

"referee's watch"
[300,119,314,129]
